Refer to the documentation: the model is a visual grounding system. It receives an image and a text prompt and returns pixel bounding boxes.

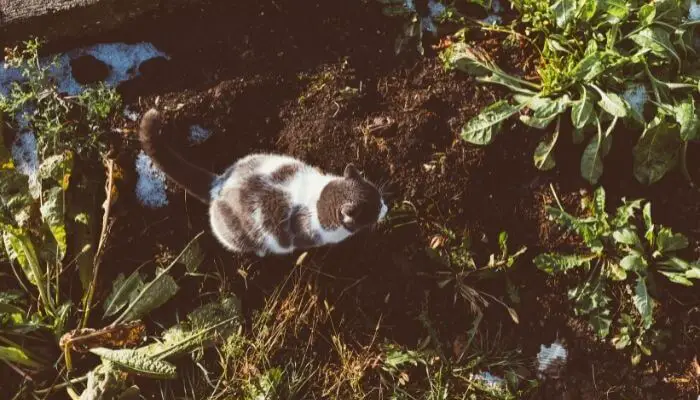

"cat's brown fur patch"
[270,164,301,183]
[290,206,318,247]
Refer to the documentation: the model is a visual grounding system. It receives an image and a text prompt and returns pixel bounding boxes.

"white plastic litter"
[135,151,168,208]
[536,340,568,379]
[188,125,213,144]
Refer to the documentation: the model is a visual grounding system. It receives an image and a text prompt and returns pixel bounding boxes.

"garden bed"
[1,0,699,398]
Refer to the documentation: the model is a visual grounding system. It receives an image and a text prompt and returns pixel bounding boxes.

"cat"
[138,108,388,257]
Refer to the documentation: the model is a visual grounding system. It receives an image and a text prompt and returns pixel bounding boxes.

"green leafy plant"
[0,41,123,381]
[534,186,699,363]
[428,227,526,324]
[442,0,700,185]
[0,39,121,158]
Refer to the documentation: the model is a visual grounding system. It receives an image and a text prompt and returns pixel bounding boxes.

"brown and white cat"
[138,108,388,257]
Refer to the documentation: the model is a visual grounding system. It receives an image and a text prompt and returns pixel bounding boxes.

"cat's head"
[319,164,388,232]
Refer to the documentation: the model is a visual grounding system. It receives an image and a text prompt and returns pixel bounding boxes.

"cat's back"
[209,153,328,255]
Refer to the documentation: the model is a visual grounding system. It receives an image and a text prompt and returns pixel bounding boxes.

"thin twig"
[80,157,116,329]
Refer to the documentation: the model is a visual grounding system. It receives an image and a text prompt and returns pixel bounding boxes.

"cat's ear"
[341,203,359,223]
[344,163,361,180]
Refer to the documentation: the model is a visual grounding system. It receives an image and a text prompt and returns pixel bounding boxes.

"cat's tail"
[138,108,216,204]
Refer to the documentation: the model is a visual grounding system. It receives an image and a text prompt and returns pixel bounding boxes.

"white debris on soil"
[622,84,647,116]
[11,131,38,178]
[404,0,446,33]
[689,0,700,20]
[482,15,503,25]
[135,151,168,208]
[0,66,23,97]
[482,0,504,25]
[188,125,213,144]
[123,106,140,122]
[428,0,446,17]
[537,340,568,379]
[470,371,506,389]
[0,42,168,96]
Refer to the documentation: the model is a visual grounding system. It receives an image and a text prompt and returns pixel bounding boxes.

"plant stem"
[34,375,88,395]
[81,157,115,328]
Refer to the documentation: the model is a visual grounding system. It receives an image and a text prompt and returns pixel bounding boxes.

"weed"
[442,0,700,185]
[535,186,699,364]
[1,39,121,158]
[427,226,526,323]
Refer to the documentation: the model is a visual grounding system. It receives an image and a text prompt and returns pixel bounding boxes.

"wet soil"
[10,0,700,398]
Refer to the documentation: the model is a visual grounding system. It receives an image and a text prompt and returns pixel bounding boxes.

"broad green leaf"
[658,256,691,272]
[675,96,699,141]
[37,152,73,190]
[685,267,700,280]
[581,127,611,184]
[103,271,145,318]
[613,228,641,248]
[533,119,560,170]
[116,273,179,324]
[2,228,40,285]
[572,87,594,129]
[633,278,653,328]
[39,187,67,260]
[659,270,693,286]
[652,0,684,22]
[613,333,631,349]
[461,100,524,145]
[551,0,577,28]
[90,347,177,379]
[534,252,594,274]
[612,199,643,228]
[591,86,628,118]
[521,95,569,129]
[620,254,647,271]
[600,0,629,21]
[609,262,628,280]
[577,0,597,21]
[113,233,204,324]
[656,227,688,253]
[572,53,606,81]
[138,296,242,360]
[0,346,42,369]
[633,117,682,184]
[630,27,682,67]
[638,3,656,25]
[443,42,500,77]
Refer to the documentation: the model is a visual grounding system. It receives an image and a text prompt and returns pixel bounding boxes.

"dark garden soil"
[14,0,700,398]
